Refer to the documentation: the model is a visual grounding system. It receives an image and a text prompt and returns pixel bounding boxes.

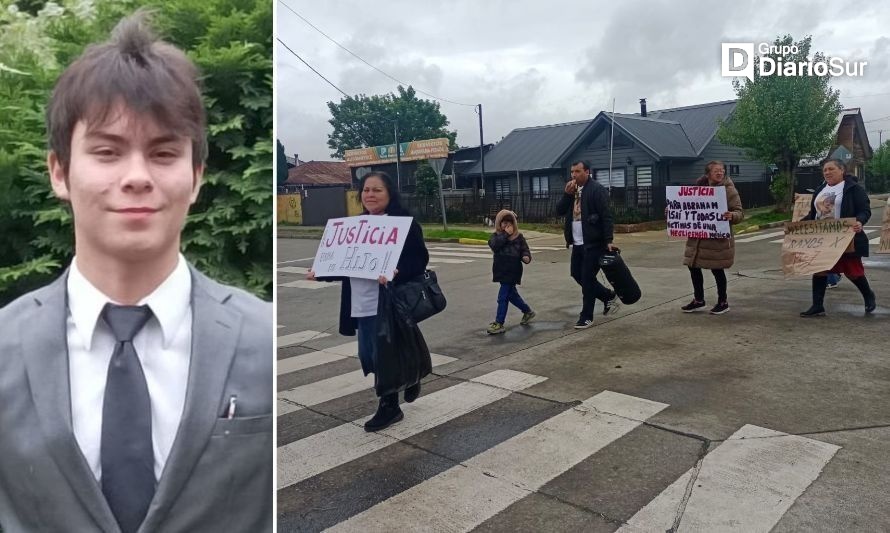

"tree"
[327,85,457,159]
[866,140,890,193]
[413,161,440,198]
[0,0,273,304]
[717,35,842,211]
[277,139,290,186]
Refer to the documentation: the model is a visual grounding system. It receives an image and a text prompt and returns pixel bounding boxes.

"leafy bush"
[0,0,272,305]
[769,172,791,208]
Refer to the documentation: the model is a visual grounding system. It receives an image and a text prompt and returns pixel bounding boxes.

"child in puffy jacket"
[487,210,535,334]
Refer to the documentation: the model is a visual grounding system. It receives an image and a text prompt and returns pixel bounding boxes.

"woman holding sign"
[799,159,875,316]
[307,171,430,431]
[681,161,744,315]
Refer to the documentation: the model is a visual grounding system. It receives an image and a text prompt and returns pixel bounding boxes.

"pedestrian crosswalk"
[277,329,842,533]
[277,244,566,289]
[736,226,883,245]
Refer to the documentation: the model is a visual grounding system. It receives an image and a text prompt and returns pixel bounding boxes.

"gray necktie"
[101,303,155,533]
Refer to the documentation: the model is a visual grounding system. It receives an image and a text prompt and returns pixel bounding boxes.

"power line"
[842,91,890,99]
[276,37,350,98]
[864,115,890,124]
[277,1,476,108]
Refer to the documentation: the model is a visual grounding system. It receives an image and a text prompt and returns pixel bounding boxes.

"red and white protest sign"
[312,215,413,280]
[666,185,731,239]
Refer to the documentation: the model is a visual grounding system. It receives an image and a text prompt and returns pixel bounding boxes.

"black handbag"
[598,247,641,305]
[391,270,447,324]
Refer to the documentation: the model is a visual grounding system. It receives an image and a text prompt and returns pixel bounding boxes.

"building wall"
[277,193,302,224]
[690,137,770,184]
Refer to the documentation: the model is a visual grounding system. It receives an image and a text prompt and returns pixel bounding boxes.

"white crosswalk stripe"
[329,391,668,532]
[277,369,547,489]
[618,424,839,532]
[277,352,457,415]
[735,230,785,243]
[277,331,840,532]
[277,330,330,347]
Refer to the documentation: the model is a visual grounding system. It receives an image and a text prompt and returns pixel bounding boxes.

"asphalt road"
[277,205,890,532]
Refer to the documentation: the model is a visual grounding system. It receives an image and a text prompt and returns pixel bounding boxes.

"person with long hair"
[308,171,430,431]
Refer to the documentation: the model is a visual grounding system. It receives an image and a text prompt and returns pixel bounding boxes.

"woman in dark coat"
[799,158,876,316]
[308,171,429,431]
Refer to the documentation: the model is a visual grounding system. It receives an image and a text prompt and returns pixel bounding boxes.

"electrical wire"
[277,0,477,107]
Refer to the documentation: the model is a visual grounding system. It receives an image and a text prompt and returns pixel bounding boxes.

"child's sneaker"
[487,322,505,335]
[520,310,536,325]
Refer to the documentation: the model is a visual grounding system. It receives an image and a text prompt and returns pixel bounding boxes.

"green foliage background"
[717,35,842,211]
[326,85,458,159]
[0,0,272,306]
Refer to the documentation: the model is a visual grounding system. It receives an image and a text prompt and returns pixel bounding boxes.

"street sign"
[344,138,450,167]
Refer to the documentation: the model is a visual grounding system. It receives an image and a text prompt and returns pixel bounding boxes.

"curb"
[458,238,488,246]
[735,220,787,235]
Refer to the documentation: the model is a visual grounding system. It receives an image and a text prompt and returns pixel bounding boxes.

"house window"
[595,168,626,188]
[635,166,653,206]
[495,178,511,198]
[531,176,549,199]
[728,164,740,176]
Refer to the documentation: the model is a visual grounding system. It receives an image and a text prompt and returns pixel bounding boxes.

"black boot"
[364,393,403,432]
[850,276,877,314]
[800,276,828,317]
[404,382,421,403]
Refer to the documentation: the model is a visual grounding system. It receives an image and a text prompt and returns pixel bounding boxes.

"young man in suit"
[0,13,272,533]
[556,160,620,329]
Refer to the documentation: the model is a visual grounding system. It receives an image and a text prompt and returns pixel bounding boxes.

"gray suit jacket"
[0,266,272,532]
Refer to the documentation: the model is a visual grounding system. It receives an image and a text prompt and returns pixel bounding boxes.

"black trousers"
[688,267,727,303]
[570,245,613,320]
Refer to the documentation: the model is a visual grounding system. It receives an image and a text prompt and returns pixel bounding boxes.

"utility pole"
[477,104,486,195]
[394,119,401,192]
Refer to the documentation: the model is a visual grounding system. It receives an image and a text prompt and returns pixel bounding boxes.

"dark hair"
[570,160,591,171]
[358,171,406,214]
[46,11,207,172]
[821,158,846,172]
[704,160,725,175]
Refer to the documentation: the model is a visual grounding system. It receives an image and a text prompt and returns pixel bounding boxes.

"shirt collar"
[67,255,192,350]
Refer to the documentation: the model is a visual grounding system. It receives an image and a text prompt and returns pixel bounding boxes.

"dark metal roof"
[611,114,697,158]
[464,120,592,175]
[645,100,736,154]
[463,100,737,175]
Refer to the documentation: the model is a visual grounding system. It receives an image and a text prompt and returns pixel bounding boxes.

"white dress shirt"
[67,255,192,481]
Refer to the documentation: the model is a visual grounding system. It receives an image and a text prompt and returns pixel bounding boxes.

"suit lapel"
[141,267,241,531]
[21,273,119,533]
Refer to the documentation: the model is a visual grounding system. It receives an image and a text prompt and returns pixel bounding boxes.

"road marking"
[735,230,785,243]
[279,280,333,289]
[277,369,547,489]
[278,257,316,264]
[428,257,474,264]
[277,330,331,348]
[279,266,309,274]
[429,251,493,259]
[328,391,668,533]
[277,342,359,375]
[277,353,457,415]
[618,424,839,533]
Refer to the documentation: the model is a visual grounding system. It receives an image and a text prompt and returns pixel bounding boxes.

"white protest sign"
[312,215,413,281]
[666,186,731,239]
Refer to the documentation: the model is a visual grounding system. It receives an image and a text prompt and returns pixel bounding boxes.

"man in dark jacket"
[555,161,620,329]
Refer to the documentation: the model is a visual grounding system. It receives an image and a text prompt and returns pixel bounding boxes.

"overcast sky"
[276,0,890,162]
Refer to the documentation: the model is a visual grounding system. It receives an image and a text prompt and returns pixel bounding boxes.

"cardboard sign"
[312,215,413,280]
[878,197,890,254]
[781,218,856,278]
[792,193,813,222]
[666,186,731,239]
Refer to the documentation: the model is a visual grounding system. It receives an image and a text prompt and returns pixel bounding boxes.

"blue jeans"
[496,283,531,324]
[827,273,841,286]
[355,315,378,375]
